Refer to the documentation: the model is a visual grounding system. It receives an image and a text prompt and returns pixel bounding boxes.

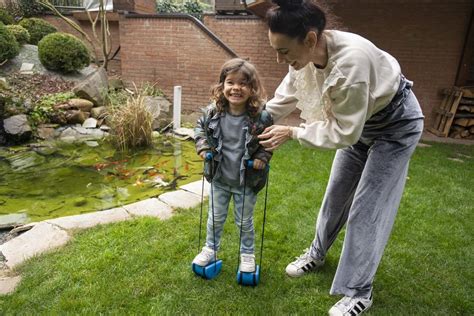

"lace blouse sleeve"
[265,70,299,123]
[293,82,370,149]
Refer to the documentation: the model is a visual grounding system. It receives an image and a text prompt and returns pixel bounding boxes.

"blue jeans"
[205,180,257,254]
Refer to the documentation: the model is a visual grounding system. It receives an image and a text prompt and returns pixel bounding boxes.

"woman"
[257,0,424,315]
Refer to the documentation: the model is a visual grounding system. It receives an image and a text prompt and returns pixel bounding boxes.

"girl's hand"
[252,159,266,170]
[258,125,293,151]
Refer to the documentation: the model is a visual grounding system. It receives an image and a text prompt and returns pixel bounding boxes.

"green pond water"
[0,136,202,223]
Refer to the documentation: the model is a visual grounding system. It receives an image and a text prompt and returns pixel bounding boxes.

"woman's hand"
[258,125,293,151]
[252,159,266,170]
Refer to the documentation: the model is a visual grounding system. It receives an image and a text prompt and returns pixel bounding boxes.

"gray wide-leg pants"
[309,79,424,298]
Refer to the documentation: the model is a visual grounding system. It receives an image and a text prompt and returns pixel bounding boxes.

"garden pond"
[0,136,202,223]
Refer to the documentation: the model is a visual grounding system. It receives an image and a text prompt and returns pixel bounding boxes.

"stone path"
[0,179,210,295]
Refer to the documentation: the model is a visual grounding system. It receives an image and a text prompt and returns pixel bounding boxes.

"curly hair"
[210,58,266,117]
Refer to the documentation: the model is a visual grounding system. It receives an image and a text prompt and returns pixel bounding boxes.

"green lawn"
[1,141,473,315]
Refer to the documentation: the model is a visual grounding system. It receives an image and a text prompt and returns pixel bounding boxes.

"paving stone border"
[0,179,210,295]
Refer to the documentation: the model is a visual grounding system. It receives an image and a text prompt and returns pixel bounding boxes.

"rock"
[3,114,32,143]
[0,275,22,295]
[36,125,56,140]
[59,126,107,140]
[65,110,88,124]
[91,106,107,119]
[173,127,194,140]
[82,117,97,128]
[73,67,108,106]
[108,77,124,90]
[144,96,171,130]
[99,124,110,131]
[85,140,99,147]
[19,62,34,74]
[0,213,29,230]
[0,222,70,269]
[68,98,94,112]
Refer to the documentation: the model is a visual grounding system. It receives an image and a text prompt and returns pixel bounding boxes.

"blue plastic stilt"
[192,260,223,280]
[236,265,260,286]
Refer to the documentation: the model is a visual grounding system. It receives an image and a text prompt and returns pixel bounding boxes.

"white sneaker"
[328,295,373,316]
[239,253,256,273]
[285,248,325,277]
[192,246,217,266]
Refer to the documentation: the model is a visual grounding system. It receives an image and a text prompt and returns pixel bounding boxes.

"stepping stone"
[122,198,173,220]
[180,179,210,197]
[46,207,130,230]
[0,222,70,269]
[0,275,21,295]
[158,189,201,209]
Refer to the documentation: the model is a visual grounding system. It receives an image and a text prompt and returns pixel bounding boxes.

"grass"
[1,141,473,314]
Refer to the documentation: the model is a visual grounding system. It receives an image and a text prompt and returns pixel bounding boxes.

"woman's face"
[268,30,313,70]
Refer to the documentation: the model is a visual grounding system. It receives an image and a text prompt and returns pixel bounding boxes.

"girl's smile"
[223,71,251,113]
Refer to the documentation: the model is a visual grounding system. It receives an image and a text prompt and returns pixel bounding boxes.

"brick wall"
[119,15,235,112]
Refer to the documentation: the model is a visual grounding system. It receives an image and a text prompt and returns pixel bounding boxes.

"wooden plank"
[442,89,463,136]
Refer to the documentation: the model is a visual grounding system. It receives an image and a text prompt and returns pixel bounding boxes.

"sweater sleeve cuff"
[291,127,303,139]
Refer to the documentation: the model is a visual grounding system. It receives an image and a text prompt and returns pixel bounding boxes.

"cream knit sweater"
[266,30,402,149]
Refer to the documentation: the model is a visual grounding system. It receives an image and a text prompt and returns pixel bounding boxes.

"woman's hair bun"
[271,0,303,10]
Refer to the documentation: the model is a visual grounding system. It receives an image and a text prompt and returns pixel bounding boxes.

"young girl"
[192,58,273,273]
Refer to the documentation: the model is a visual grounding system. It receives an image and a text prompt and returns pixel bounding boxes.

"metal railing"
[50,0,85,9]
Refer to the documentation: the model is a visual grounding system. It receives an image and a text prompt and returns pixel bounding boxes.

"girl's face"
[268,30,313,70]
[223,71,251,110]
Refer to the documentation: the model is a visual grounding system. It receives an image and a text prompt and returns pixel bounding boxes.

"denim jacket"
[194,103,273,193]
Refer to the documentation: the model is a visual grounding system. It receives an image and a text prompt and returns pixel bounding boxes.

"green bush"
[38,32,90,73]
[182,1,204,20]
[156,0,180,13]
[17,0,45,17]
[156,0,205,20]
[0,22,20,62]
[6,24,30,44]
[0,7,15,25]
[19,18,57,45]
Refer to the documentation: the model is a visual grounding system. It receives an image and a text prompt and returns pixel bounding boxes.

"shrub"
[108,89,153,151]
[0,7,15,25]
[0,22,20,62]
[156,0,179,13]
[17,0,45,17]
[182,1,204,20]
[38,32,90,73]
[156,0,205,20]
[19,18,57,45]
[6,24,30,44]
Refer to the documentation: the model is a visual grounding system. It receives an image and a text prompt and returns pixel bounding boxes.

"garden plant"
[38,32,90,73]
[18,17,57,45]
[0,22,20,63]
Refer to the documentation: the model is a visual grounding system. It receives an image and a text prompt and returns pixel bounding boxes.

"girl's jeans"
[205,180,257,254]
